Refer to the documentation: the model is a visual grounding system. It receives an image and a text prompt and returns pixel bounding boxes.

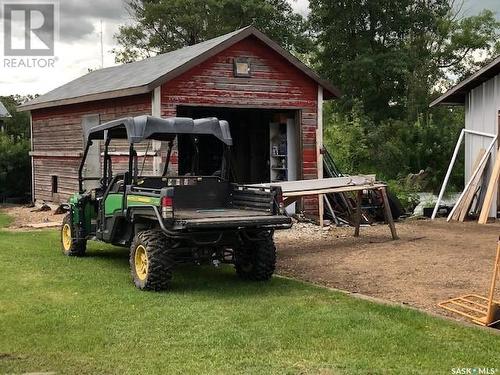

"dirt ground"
[0,204,64,229]
[2,205,499,320]
[275,219,500,318]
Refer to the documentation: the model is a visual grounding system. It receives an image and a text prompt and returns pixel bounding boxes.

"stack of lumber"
[322,148,403,225]
[448,148,488,221]
[449,147,500,223]
[478,150,500,224]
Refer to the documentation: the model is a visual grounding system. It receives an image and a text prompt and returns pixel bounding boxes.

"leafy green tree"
[309,1,499,122]
[310,0,499,191]
[0,95,32,200]
[114,0,312,63]
[323,100,371,174]
[0,134,30,199]
[0,95,31,140]
[367,107,465,187]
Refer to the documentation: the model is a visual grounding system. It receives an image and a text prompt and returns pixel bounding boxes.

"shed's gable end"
[20,26,339,111]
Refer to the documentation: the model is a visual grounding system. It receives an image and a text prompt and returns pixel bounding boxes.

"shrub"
[386,179,420,212]
[0,134,30,200]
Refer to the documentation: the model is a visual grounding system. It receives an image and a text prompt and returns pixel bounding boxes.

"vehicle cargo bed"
[174,214,291,229]
[174,208,270,219]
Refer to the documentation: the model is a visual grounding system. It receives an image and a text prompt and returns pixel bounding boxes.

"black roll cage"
[78,115,233,193]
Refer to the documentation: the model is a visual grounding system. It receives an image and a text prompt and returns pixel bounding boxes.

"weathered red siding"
[160,36,319,213]
[31,94,151,203]
[31,35,322,215]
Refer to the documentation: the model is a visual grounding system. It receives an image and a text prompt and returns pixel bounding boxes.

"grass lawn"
[0,211,12,228]
[0,217,499,374]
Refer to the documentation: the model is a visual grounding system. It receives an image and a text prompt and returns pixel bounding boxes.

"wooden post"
[483,240,500,325]
[151,86,162,176]
[317,85,324,228]
[379,187,399,240]
[354,190,363,237]
[457,148,488,222]
[479,150,500,224]
[318,194,324,227]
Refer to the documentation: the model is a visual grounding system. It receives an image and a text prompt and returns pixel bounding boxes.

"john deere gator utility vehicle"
[61,116,291,290]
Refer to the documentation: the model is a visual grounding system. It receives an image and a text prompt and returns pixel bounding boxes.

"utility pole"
[100,20,104,69]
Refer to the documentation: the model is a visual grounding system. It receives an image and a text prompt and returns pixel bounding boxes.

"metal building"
[431,56,500,218]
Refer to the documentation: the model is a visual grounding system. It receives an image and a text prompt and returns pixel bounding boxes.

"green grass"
[0,211,12,228]
[0,226,499,374]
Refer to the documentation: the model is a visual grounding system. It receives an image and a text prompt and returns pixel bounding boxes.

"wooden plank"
[27,222,61,228]
[354,190,363,237]
[283,183,386,197]
[478,151,500,224]
[253,176,377,193]
[483,241,500,325]
[448,149,486,221]
[318,194,324,227]
[451,149,484,220]
[317,87,324,227]
[30,151,83,157]
[379,187,399,240]
[458,149,489,221]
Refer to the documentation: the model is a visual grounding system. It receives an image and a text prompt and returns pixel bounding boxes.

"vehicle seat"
[111,179,124,193]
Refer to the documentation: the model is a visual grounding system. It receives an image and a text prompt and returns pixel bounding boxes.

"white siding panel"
[465,73,500,217]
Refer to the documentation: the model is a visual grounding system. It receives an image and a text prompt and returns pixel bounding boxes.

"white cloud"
[0,0,128,96]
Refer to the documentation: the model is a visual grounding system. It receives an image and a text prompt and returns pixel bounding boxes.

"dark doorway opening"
[177,134,224,178]
[177,106,296,184]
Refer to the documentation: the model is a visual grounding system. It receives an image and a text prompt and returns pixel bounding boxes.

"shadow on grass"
[86,247,129,262]
[84,245,293,297]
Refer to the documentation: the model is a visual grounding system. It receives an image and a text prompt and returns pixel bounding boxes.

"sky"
[0,0,498,97]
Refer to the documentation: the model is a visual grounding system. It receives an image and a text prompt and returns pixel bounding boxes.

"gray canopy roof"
[87,116,233,146]
[19,26,340,111]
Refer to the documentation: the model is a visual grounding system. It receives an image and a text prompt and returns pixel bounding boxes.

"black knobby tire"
[60,213,86,257]
[129,230,174,291]
[235,233,276,281]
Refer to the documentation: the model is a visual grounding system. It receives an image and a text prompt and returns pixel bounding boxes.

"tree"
[114,0,312,63]
[323,100,371,174]
[0,95,32,200]
[0,95,31,140]
[0,134,30,199]
[309,0,500,122]
[310,1,499,190]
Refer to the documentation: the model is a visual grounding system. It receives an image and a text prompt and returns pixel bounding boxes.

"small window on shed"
[51,176,58,194]
[233,58,251,77]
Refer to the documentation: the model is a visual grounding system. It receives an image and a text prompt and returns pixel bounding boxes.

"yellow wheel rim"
[134,245,148,281]
[62,223,72,251]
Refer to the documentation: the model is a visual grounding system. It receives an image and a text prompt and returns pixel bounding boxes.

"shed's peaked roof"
[0,100,11,118]
[20,26,340,111]
[430,55,500,107]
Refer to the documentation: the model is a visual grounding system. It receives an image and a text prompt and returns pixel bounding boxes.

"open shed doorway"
[176,106,298,185]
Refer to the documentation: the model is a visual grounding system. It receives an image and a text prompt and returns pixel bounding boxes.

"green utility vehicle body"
[61,115,291,290]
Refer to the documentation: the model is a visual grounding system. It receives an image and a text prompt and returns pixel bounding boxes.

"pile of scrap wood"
[448,146,500,223]
[433,128,499,221]
[322,148,404,226]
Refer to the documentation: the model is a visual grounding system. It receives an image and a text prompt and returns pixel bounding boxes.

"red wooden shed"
[20,26,340,216]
